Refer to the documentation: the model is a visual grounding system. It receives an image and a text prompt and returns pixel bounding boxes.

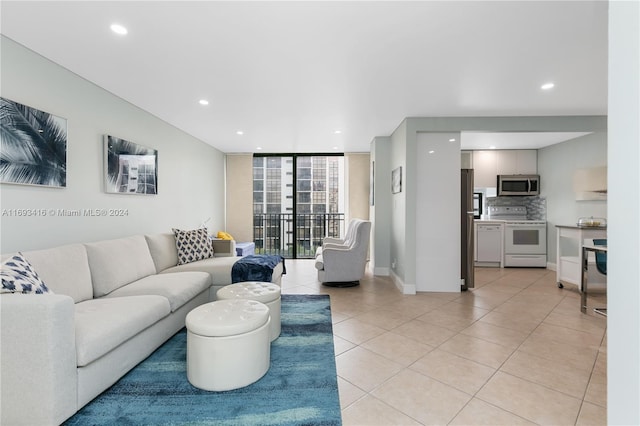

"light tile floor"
[280,260,607,426]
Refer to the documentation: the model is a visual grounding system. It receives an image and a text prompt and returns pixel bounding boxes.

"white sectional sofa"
[0,232,283,426]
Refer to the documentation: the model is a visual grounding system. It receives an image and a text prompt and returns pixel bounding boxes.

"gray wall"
[538,132,607,263]
[0,36,226,253]
[370,136,391,276]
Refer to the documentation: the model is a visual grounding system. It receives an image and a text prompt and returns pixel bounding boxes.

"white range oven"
[488,206,547,267]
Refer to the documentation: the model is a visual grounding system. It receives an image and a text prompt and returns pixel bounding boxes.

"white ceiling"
[0,1,608,153]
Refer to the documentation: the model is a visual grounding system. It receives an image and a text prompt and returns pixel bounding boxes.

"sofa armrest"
[1,294,77,425]
[212,239,236,257]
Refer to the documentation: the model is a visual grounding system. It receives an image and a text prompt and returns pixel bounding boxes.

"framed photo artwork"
[104,135,158,195]
[0,97,67,188]
[392,166,402,194]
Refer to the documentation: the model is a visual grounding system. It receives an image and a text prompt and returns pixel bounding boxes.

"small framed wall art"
[0,97,67,188]
[392,166,402,194]
[104,135,158,195]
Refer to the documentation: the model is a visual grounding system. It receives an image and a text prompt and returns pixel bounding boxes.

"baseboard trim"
[390,270,416,295]
[373,267,390,276]
[547,262,557,271]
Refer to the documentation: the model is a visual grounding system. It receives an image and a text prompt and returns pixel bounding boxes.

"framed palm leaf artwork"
[0,97,67,187]
[104,135,158,195]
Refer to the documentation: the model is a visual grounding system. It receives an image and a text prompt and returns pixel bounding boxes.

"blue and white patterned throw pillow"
[1,252,52,294]
[172,228,214,265]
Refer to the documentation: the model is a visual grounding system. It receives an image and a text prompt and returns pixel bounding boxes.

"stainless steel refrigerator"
[461,169,475,290]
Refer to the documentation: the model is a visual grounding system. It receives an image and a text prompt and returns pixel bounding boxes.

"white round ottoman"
[217,281,281,341]
[185,299,271,391]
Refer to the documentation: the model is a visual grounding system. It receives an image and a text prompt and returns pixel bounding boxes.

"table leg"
[581,246,588,313]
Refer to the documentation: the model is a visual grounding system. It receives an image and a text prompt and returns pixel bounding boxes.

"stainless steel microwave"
[497,175,540,196]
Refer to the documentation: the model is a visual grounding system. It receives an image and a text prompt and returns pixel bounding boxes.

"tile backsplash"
[486,196,546,220]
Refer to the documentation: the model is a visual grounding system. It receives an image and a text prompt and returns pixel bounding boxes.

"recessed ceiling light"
[256,147,262,150]
[333,146,338,150]
[110,24,128,35]
[448,138,456,142]
[198,99,209,106]
[236,131,244,135]
[428,150,435,154]
[489,145,496,149]
[333,130,342,134]
[541,82,555,90]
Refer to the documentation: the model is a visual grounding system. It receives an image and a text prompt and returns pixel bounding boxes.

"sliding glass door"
[253,154,344,258]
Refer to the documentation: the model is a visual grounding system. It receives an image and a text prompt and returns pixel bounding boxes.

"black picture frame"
[104,135,158,195]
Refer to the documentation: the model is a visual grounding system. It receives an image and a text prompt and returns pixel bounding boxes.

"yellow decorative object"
[217,231,234,240]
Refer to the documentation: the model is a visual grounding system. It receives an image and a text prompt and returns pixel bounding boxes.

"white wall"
[0,37,226,253]
[415,132,461,292]
[538,132,607,263]
[608,1,640,423]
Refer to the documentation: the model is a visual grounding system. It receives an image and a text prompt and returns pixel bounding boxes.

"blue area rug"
[65,294,341,426]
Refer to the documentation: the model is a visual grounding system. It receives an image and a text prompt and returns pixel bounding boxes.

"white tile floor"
[280,260,607,425]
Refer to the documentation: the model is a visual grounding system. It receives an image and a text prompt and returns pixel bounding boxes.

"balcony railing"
[253,213,345,258]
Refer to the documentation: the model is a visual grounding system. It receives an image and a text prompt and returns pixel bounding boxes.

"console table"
[556,225,607,290]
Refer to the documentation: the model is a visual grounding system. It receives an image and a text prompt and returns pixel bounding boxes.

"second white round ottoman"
[186,299,271,391]
[217,281,281,341]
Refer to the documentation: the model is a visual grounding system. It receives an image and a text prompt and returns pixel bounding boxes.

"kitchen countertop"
[475,220,505,224]
[556,224,607,230]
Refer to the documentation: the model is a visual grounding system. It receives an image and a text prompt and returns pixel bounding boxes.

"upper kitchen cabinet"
[473,150,498,187]
[497,150,537,175]
[473,149,537,188]
[461,150,473,169]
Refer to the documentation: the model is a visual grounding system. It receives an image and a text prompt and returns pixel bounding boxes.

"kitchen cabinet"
[472,151,498,187]
[496,150,537,175]
[473,150,537,188]
[461,150,473,169]
[496,150,518,174]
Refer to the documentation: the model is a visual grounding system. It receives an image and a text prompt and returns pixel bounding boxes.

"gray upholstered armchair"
[314,219,371,287]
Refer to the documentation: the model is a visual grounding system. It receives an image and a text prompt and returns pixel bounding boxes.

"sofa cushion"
[105,271,211,312]
[161,256,240,286]
[172,228,214,265]
[145,233,179,273]
[74,295,170,367]
[21,244,92,302]
[85,235,157,297]
[1,252,52,294]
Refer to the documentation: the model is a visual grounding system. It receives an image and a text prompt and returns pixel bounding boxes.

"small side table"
[581,243,607,315]
[235,242,255,257]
